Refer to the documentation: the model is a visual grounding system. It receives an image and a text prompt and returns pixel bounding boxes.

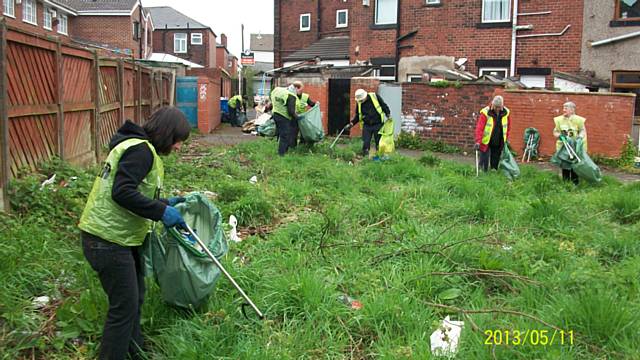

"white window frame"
[374,65,396,81]
[57,14,68,35]
[191,33,203,45]
[375,0,398,25]
[43,7,52,30]
[3,0,15,18]
[479,67,509,78]
[426,0,441,4]
[174,33,187,53]
[300,13,311,32]
[407,74,422,82]
[481,0,511,23]
[22,0,37,26]
[336,9,348,28]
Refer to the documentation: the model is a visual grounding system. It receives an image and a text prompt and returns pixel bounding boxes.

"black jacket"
[108,121,167,221]
[351,93,391,126]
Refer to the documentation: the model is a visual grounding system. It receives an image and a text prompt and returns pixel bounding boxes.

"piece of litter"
[249,176,258,184]
[338,294,363,310]
[430,316,464,358]
[229,215,241,243]
[502,245,513,251]
[40,174,56,190]
[70,176,78,181]
[32,296,50,309]
[203,191,218,199]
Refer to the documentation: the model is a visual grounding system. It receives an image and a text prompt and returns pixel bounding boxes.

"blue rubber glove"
[168,196,186,207]
[161,206,186,229]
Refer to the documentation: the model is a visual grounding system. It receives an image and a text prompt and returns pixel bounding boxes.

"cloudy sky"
[142,0,274,57]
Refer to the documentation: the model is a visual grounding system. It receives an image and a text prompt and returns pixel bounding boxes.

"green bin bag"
[523,128,540,159]
[257,117,277,137]
[550,137,576,170]
[143,193,228,308]
[499,144,520,180]
[550,138,602,183]
[377,118,395,156]
[298,104,325,143]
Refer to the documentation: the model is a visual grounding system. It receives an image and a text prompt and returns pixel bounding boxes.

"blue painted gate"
[176,76,198,128]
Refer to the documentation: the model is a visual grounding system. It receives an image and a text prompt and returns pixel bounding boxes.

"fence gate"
[176,76,198,128]
[378,83,403,138]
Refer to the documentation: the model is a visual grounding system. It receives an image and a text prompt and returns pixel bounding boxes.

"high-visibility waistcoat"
[357,93,385,127]
[554,115,587,151]
[228,95,243,109]
[271,87,294,120]
[79,138,164,247]
[480,106,510,145]
[296,93,310,114]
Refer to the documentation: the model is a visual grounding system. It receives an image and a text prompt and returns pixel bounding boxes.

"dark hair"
[143,106,191,155]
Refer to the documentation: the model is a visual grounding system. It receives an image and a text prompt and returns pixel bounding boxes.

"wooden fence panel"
[141,70,152,124]
[123,62,136,122]
[98,64,120,148]
[62,53,93,164]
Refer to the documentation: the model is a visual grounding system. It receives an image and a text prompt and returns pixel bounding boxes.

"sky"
[142,0,274,58]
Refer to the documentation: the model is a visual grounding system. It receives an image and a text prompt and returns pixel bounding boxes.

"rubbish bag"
[143,192,228,308]
[234,112,248,127]
[377,118,395,156]
[499,144,520,180]
[523,128,540,159]
[550,138,602,183]
[257,117,277,137]
[550,137,576,170]
[298,104,324,143]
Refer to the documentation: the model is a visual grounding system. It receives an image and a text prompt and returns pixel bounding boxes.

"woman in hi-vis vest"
[79,107,190,360]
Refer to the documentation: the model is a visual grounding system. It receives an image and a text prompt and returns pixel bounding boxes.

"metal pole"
[184,224,264,319]
[330,127,346,149]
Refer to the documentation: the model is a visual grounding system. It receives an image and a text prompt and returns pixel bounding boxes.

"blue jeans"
[82,232,145,360]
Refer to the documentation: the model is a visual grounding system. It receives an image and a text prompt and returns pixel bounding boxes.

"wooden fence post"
[151,70,156,110]
[118,59,125,124]
[56,39,65,160]
[136,63,142,123]
[93,52,101,160]
[0,19,9,212]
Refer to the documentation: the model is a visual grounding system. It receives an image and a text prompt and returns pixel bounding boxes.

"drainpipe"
[317,0,321,40]
[510,0,518,77]
[394,0,401,82]
[139,0,143,59]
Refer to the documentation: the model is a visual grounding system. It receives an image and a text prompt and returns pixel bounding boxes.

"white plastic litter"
[32,296,50,309]
[253,113,272,126]
[228,215,241,243]
[40,174,56,190]
[430,316,464,358]
[249,176,258,184]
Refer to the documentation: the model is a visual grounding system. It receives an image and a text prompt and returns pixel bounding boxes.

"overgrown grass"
[1,139,639,359]
[397,132,463,154]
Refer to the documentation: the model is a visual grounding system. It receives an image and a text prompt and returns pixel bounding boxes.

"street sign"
[241,50,255,65]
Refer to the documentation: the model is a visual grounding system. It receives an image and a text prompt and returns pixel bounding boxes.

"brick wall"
[275,0,319,67]
[153,29,215,68]
[350,77,381,137]
[401,83,636,157]
[187,68,222,133]
[278,76,330,131]
[319,0,351,37]
[3,1,72,40]
[496,89,636,157]
[73,14,138,57]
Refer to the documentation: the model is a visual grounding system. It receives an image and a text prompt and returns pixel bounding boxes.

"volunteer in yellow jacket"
[344,89,391,160]
[553,101,587,184]
[291,81,317,147]
[228,94,247,127]
[79,107,190,360]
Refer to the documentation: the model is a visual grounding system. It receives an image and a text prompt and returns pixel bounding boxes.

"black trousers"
[479,144,503,172]
[290,118,300,148]
[273,113,294,156]
[562,169,580,185]
[82,232,145,360]
[362,123,383,156]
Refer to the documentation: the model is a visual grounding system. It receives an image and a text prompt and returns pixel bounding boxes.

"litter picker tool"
[184,223,264,319]
[522,134,534,162]
[475,149,479,177]
[330,126,347,149]
[561,139,582,163]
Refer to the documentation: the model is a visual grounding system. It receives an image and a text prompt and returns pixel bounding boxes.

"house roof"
[247,61,274,75]
[283,36,350,62]
[53,0,138,13]
[250,34,274,52]
[147,53,204,68]
[147,6,209,30]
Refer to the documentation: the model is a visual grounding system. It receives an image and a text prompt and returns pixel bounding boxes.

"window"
[191,33,203,45]
[407,74,422,82]
[520,75,546,88]
[374,65,396,80]
[22,0,37,25]
[300,13,310,31]
[375,0,398,25]
[43,8,52,30]
[133,21,140,40]
[58,14,68,35]
[482,0,510,23]
[336,9,348,28]
[3,0,15,17]
[479,68,508,78]
[426,0,441,4]
[617,0,640,20]
[612,71,640,116]
[174,33,187,53]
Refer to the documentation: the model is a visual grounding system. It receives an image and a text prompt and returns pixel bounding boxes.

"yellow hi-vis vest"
[270,87,294,120]
[296,93,310,114]
[79,138,164,247]
[228,95,242,109]
[357,93,385,127]
[554,114,587,151]
[480,106,510,145]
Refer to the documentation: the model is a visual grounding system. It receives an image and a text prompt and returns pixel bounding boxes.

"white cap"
[355,89,367,102]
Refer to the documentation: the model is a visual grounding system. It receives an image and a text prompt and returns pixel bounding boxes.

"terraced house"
[275,0,585,88]
[1,0,154,58]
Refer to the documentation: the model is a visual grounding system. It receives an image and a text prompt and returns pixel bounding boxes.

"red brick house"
[216,33,238,98]
[275,0,584,88]
[148,6,217,68]
[1,0,153,58]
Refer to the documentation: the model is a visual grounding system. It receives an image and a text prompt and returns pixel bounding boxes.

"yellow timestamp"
[484,329,574,346]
